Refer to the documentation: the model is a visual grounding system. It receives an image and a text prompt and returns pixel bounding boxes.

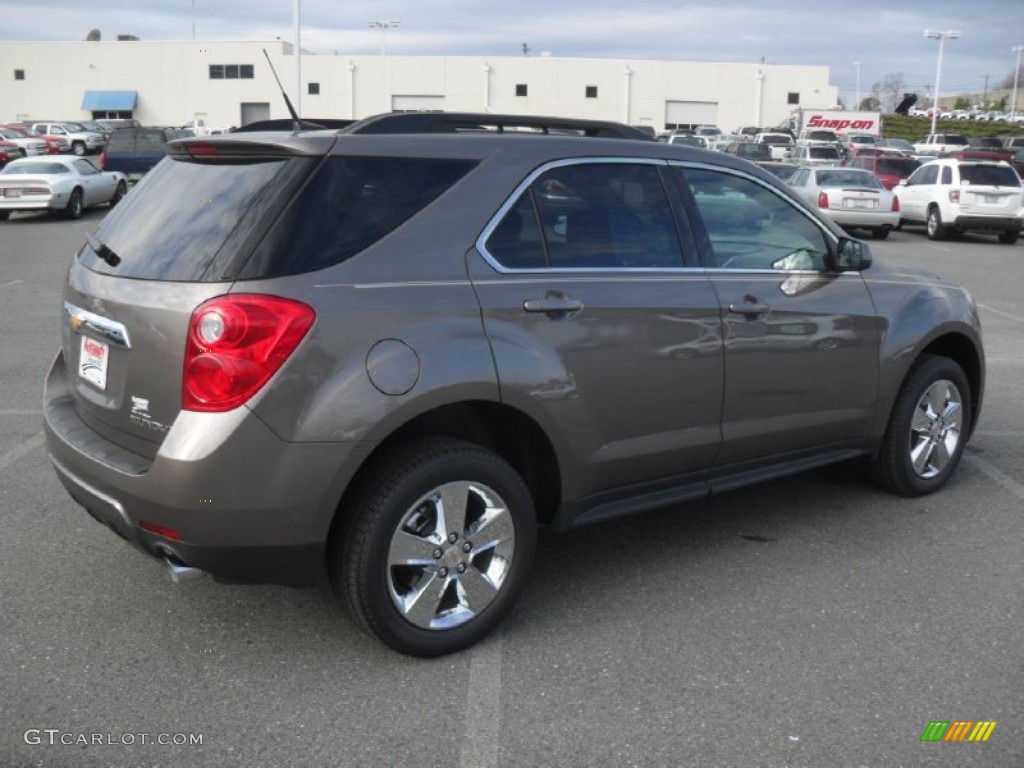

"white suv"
[894,158,1023,244]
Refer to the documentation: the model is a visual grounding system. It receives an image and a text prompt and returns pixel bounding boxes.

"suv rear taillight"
[949,189,960,203]
[99,150,106,169]
[891,196,900,212]
[183,295,315,412]
[817,191,829,208]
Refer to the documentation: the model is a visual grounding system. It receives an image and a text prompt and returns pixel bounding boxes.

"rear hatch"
[955,163,1022,216]
[60,137,327,458]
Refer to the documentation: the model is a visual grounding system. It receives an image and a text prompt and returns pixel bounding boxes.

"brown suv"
[43,113,985,656]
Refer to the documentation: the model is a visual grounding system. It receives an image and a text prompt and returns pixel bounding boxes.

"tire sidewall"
[343,442,537,656]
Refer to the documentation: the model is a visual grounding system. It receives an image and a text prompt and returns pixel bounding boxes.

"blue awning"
[81,90,138,110]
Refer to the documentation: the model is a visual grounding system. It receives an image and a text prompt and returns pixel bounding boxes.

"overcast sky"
[2,0,1022,107]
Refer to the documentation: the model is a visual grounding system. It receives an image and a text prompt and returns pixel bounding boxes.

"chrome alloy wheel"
[387,481,515,630]
[909,378,963,479]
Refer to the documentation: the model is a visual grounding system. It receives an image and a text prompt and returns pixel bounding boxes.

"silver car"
[0,156,127,219]
[788,167,900,239]
[43,113,984,656]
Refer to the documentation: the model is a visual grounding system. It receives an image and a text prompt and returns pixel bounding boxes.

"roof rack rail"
[340,112,655,141]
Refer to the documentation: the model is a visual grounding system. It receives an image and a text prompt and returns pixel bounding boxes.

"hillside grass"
[881,114,1023,140]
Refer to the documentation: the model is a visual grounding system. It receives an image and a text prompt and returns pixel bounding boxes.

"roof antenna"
[262,48,302,131]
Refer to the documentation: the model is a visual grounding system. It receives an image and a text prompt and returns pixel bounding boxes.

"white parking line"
[0,280,25,290]
[0,431,45,472]
[923,243,953,253]
[0,409,43,416]
[978,303,1024,324]
[966,455,1024,502]
[459,634,503,768]
[975,430,1024,437]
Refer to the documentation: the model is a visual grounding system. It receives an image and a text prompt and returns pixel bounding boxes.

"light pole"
[853,61,861,109]
[368,20,399,113]
[924,30,960,134]
[1011,45,1024,119]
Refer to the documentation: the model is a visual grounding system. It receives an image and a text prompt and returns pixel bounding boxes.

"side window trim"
[476,157,698,273]
[668,161,838,272]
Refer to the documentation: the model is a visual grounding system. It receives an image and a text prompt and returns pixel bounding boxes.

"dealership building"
[1,39,838,133]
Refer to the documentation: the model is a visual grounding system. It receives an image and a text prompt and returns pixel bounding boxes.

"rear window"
[876,158,920,175]
[238,156,477,279]
[809,147,839,158]
[959,164,1021,187]
[815,170,881,188]
[81,156,299,281]
[105,130,136,151]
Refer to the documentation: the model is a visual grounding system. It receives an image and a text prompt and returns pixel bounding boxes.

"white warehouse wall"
[1,39,838,132]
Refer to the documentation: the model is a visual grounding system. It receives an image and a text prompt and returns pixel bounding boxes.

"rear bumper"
[43,350,364,585]
[951,215,1021,233]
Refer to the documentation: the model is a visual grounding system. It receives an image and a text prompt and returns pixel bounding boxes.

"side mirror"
[898,179,909,186]
[832,237,872,272]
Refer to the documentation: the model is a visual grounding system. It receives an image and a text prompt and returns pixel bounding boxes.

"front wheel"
[333,437,537,657]
[71,142,86,157]
[869,355,971,496]
[64,188,83,219]
[998,229,1019,245]
[110,181,127,207]
[926,207,947,240]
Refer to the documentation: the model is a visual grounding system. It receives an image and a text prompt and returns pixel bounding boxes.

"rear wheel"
[64,188,83,219]
[0,211,9,221]
[872,227,890,240]
[998,229,1019,245]
[926,207,946,240]
[869,355,971,496]
[333,437,536,656]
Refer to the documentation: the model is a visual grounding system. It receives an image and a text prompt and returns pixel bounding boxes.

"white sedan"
[0,156,127,220]
[788,166,900,239]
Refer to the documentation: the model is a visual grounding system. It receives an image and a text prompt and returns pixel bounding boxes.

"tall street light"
[368,20,400,114]
[924,30,960,134]
[853,61,861,109]
[1011,44,1024,120]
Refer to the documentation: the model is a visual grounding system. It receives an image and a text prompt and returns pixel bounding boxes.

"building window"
[515,84,528,97]
[14,69,25,80]
[787,92,800,105]
[308,82,320,95]
[210,64,254,79]
[585,85,598,98]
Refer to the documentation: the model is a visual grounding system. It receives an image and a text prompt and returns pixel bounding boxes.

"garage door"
[665,101,719,130]
[391,95,444,112]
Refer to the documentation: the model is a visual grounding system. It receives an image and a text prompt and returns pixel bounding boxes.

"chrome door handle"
[523,297,584,314]
[728,300,769,316]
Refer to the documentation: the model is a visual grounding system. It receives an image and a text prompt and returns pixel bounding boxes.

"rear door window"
[483,162,685,270]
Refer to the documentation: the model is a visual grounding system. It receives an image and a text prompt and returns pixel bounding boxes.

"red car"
[848,154,921,190]
[1,124,67,154]
[0,139,21,166]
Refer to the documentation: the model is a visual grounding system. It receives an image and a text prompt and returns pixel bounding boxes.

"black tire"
[71,142,86,157]
[893,219,904,231]
[64,188,83,219]
[926,207,946,240]
[332,437,537,657]
[110,181,127,208]
[998,229,1019,245]
[869,355,971,497]
[872,227,890,240]
[0,211,9,221]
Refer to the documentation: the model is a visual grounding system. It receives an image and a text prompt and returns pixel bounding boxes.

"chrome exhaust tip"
[162,557,206,584]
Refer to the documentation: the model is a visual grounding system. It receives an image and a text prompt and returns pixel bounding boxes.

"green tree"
[859,95,881,111]
[954,96,971,110]
[992,95,1008,111]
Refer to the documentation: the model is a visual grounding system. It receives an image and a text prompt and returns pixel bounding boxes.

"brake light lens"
[99,150,106,169]
[891,195,900,212]
[140,521,183,541]
[183,295,315,412]
[817,191,829,208]
[949,189,960,203]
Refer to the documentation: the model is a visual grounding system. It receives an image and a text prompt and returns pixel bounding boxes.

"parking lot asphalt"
[1,210,1021,767]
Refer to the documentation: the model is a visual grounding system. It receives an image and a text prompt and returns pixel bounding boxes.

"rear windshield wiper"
[86,232,121,267]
